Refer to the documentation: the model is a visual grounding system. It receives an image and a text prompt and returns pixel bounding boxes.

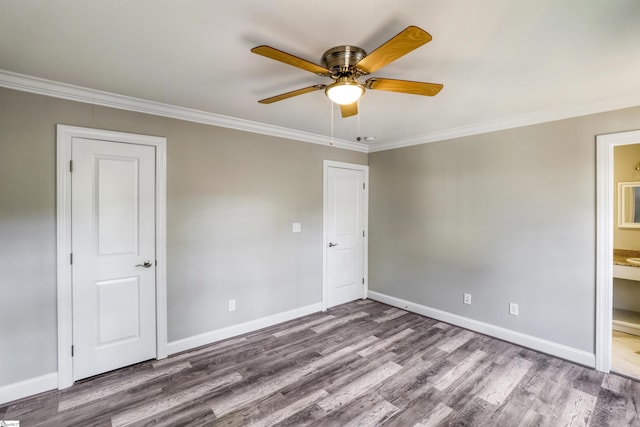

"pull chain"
[330,100,334,146]
[357,100,360,140]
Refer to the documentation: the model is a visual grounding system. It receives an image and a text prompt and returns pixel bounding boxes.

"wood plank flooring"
[2,300,640,426]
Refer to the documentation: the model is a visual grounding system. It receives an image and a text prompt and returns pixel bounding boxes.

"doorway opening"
[610,144,640,379]
[596,129,640,376]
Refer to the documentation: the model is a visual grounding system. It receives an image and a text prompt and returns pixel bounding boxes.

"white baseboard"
[0,372,58,405]
[0,296,594,405]
[167,302,323,355]
[0,303,322,405]
[368,290,596,368]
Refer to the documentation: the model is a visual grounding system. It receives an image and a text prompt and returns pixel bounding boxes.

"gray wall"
[369,107,640,353]
[0,87,366,386]
[2,82,640,388]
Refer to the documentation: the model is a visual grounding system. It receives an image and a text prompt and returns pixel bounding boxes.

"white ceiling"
[1,0,639,149]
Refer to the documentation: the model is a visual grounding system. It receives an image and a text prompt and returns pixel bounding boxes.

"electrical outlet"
[509,302,519,316]
[463,293,472,305]
[228,299,236,312]
[292,222,301,233]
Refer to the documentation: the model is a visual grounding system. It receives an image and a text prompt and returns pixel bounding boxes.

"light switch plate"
[509,302,519,316]
[292,222,301,233]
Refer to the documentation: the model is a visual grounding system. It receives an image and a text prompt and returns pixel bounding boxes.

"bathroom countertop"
[614,249,640,267]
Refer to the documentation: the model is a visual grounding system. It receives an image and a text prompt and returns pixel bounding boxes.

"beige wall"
[612,144,640,313]
[369,106,640,353]
[613,144,640,250]
[0,87,366,386]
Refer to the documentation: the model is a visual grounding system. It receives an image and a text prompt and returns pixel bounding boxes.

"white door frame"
[322,160,369,311]
[56,125,167,388]
[595,129,640,372]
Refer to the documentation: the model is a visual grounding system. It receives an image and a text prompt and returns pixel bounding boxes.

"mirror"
[618,181,640,228]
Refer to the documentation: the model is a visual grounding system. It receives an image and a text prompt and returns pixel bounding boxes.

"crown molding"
[2,69,638,154]
[369,94,640,152]
[0,70,366,153]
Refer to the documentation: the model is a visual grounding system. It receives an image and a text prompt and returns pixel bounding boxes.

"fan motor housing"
[321,45,367,74]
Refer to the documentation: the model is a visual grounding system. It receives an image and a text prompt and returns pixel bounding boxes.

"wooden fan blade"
[258,85,325,104]
[366,78,443,96]
[251,45,330,75]
[356,26,432,74]
[340,102,358,118]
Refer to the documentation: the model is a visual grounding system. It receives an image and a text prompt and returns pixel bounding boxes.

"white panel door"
[327,167,365,308]
[72,137,156,380]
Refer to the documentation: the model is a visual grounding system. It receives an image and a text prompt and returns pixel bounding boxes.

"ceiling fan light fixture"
[252,26,442,116]
[325,79,364,105]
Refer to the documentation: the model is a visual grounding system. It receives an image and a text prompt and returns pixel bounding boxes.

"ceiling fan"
[251,26,443,118]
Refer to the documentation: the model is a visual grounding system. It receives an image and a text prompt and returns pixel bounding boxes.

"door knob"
[136,260,153,268]
[328,242,339,247]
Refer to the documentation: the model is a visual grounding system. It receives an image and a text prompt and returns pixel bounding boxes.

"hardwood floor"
[2,300,640,426]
